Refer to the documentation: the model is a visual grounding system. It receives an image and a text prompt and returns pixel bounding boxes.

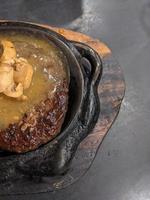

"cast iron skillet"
[0,21,102,184]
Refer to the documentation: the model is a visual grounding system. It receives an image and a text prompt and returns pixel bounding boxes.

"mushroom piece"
[0,40,33,99]
[0,40,16,65]
[4,83,23,98]
[14,57,33,89]
[0,65,14,93]
[0,64,23,98]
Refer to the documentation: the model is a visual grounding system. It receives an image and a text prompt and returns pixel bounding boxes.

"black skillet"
[0,21,102,188]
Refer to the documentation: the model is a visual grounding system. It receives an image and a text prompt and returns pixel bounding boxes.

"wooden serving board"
[29,25,125,192]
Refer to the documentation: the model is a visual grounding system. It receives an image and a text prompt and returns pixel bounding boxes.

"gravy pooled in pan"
[0,31,69,153]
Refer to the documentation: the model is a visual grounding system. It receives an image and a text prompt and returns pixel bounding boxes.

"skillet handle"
[69,41,102,83]
[52,42,102,175]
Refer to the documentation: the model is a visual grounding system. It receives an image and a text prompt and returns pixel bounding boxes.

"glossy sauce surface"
[0,31,67,128]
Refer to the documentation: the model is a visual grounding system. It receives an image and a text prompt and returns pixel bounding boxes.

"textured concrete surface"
[1,0,150,199]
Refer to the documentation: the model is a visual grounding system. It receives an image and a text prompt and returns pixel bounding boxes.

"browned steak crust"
[0,80,68,153]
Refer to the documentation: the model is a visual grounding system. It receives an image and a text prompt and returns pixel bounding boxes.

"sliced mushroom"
[0,40,16,65]
[0,40,33,99]
[4,83,23,98]
[14,57,33,89]
[0,65,14,93]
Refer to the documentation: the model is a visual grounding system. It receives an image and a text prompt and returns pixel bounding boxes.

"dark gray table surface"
[1,0,150,199]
